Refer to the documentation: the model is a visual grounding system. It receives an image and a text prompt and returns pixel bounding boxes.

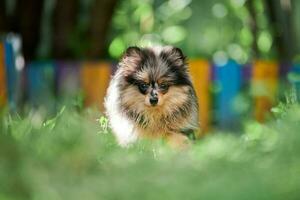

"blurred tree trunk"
[87,0,118,59]
[265,0,294,62]
[245,0,258,58]
[13,0,44,61]
[52,0,78,59]
[291,0,300,54]
[52,0,118,59]
[0,0,7,32]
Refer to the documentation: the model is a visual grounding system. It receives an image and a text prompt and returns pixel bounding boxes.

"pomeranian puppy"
[104,46,199,148]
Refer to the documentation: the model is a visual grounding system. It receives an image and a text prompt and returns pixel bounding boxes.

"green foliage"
[1,102,300,199]
[108,0,194,59]
[271,87,298,118]
[108,0,279,62]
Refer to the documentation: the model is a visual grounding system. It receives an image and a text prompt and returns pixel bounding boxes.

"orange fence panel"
[81,62,111,111]
[189,59,211,134]
[251,60,279,122]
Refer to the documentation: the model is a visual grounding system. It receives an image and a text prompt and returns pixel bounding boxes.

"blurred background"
[1,0,300,131]
[1,0,300,60]
[2,1,300,200]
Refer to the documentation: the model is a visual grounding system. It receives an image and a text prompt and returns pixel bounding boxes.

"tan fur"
[166,132,191,149]
[105,46,199,148]
[121,85,193,140]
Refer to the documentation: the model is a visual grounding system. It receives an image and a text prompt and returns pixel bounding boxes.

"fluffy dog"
[105,46,199,148]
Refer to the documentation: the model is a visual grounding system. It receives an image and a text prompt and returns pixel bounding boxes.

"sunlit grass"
[1,102,300,199]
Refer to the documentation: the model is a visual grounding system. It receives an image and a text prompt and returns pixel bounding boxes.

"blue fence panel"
[4,40,17,109]
[288,64,300,100]
[214,59,242,129]
[26,61,55,109]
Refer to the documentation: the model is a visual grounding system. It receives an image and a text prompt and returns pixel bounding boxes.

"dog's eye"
[138,83,149,91]
[160,83,169,90]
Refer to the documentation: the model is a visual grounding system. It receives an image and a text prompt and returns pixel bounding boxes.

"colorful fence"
[1,37,299,132]
[1,35,25,110]
[0,42,6,107]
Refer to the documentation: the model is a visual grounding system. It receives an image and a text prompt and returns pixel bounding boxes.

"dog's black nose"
[149,97,158,106]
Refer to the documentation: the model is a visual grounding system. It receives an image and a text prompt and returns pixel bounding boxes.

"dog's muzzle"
[149,89,158,106]
[149,96,158,106]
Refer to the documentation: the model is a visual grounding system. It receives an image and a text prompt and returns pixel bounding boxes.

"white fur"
[104,71,138,146]
[104,46,166,146]
[151,46,164,56]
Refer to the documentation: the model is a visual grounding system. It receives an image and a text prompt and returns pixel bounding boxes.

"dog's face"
[118,46,192,115]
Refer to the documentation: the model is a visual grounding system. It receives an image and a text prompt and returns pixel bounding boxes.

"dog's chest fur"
[132,107,191,138]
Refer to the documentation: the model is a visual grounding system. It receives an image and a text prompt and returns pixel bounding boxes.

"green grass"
[1,103,300,200]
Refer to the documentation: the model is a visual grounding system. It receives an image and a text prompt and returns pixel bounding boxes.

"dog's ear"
[164,46,187,67]
[122,46,142,59]
[171,47,186,61]
[120,46,143,75]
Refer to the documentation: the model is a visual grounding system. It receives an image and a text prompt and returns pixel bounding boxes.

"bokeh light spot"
[213,51,228,66]
[162,26,187,44]
[212,3,228,18]
[109,37,126,59]
[257,31,273,53]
